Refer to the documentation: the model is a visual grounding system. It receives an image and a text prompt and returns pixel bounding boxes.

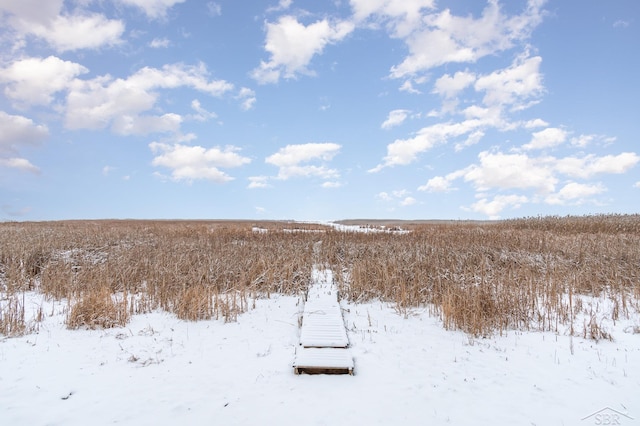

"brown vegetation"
[1,215,639,339]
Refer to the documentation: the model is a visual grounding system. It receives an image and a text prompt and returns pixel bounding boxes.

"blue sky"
[0,0,638,221]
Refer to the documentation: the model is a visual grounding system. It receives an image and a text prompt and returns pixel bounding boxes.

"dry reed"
[1,215,639,339]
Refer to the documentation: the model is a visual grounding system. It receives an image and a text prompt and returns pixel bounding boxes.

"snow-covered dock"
[293,269,354,375]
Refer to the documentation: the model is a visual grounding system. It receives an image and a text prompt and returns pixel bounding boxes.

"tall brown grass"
[323,215,640,338]
[1,215,639,339]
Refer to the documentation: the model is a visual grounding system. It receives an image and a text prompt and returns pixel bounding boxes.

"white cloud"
[554,152,640,179]
[0,56,88,107]
[0,111,46,173]
[251,16,354,84]
[322,181,342,188]
[462,151,557,194]
[523,118,549,129]
[267,0,293,13]
[149,38,171,48]
[545,182,606,205]
[445,151,639,192]
[112,113,182,135]
[455,130,485,152]
[370,119,482,171]
[470,194,528,218]
[266,142,341,180]
[2,2,125,52]
[569,134,615,148]
[149,142,250,183]
[381,109,410,129]
[400,196,416,206]
[0,157,40,174]
[65,63,233,134]
[0,111,49,155]
[433,71,475,98]
[418,175,455,192]
[40,14,124,51]
[189,99,217,122]
[118,0,186,19]
[350,0,436,38]
[474,53,543,108]
[377,191,392,201]
[248,176,270,189]
[399,80,422,94]
[424,149,639,217]
[634,182,640,189]
[377,189,416,207]
[373,51,546,171]
[0,0,62,25]
[522,127,567,150]
[207,2,222,17]
[237,87,256,110]
[389,0,546,78]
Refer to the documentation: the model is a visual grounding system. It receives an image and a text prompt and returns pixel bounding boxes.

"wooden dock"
[293,269,354,375]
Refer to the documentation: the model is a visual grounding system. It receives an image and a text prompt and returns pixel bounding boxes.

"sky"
[0,0,639,221]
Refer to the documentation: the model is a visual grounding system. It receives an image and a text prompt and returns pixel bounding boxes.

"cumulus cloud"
[462,151,557,194]
[251,16,354,84]
[0,1,125,51]
[247,176,270,189]
[474,53,544,108]
[433,71,476,98]
[373,51,545,171]
[237,87,256,110]
[322,181,342,188]
[377,189,416,207]
[545,182,606,205]
[267,0,293,13]
[470,194,528,219]
[265,142,341,180]
[189,99,218,122]
[118,0,186,19]
[523,118,549,129]
[370,119,483,171]
[65,63,233,134]
[0,111,48,155]
[421,149,639,217]
[112,113,182,135]
[0,56,88,107]
[554,152,640,179]
[418,175,454,192]
[0,111,46,172]
[0,157,40,174]
[149,142,250,182]
[149,37,171,48]
[381,109,410,129]
[350,0,435,38]
[388,0,546,78]
[400,196,417,206]
[522,127,567,150]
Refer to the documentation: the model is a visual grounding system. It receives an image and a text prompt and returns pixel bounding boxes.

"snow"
[2,282,639,425]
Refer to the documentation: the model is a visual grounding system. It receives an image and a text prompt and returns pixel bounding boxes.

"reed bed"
[0,220,315,333]
[1,215,639,339]
[322,215,640,338]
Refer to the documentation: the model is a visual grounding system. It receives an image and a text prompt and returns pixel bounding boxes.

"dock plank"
[294,268,354,374]
[293,348,354,375]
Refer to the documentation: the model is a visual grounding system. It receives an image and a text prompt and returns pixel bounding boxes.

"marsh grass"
[1,215,639,339]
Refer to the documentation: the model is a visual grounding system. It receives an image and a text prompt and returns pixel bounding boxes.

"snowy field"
[2,281,639,426]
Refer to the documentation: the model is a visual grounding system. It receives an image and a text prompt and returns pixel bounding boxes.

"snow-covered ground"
[2,276,639,425]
